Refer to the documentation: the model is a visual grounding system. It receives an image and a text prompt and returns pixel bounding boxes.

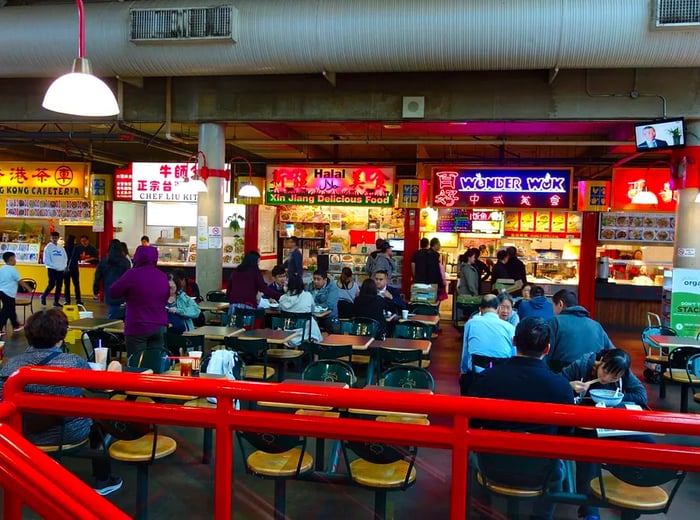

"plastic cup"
[189,351,203,373]
[180,358,193,377]
[94,347,109,370]
[401,309,409,320]
[0,341,5,361]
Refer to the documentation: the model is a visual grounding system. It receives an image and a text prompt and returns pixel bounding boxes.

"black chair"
[127,347,172,374]
[337,299,355,320]
[663,346,700,412]
[81,330,124,363]
[408,303,439,316]
[278,311,313,343]
[640,326,676,393]
[302,359,356,386]
[223,336,276,381]
[352,317,383,340]
[686,353,700,407]
[232,307,266,330]
[16,278,37,322]
[341,440,417,520]
[164,332,205,358]
[311,342,353,364]
[589,464,685,519]
[380,366,435,392]
[205,291,228,325]
[374,347,424,380]
[236,430,313,520]
[392,320,432,340]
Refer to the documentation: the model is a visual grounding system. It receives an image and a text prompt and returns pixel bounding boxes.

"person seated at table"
[226,251,282,322]
[516,285,553,320]
[352,278,389,340]
[308,269,339,331]
[0,309,123,496]
[165,273,202,335]
[469,316,575,520]
[268,265,287,294]
[278,275,322,345]
[373,270,407,316]
[336,267,359,303]
[459,294,515,396]
[497,292,519,327]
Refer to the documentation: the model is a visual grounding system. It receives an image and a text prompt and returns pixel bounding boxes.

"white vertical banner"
[197,215,209,250]
[92,200,105,232]
[208,226,222,249]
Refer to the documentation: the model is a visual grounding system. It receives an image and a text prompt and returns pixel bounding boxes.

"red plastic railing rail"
[2,366,700,519]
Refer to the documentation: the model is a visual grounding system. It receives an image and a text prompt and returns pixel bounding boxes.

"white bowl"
[589,389,623,407]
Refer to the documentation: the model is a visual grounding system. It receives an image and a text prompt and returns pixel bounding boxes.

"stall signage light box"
[265,165,395,206]
[432,167,572,209]
[611,167,676,211]
[504,211,581,238]
[577,180,611,212]
[398,179,428,208]
[130,162,231,203]
[0,161,87,198]
[437,209,503,234]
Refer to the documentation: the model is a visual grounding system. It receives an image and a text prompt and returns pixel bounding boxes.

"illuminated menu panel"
[436,209,503,234]
[504,211,581,238]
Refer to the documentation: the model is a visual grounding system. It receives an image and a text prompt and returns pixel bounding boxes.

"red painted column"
[98,201,114,256]
[244,205,259,253]
[402,208,420,296]
[578,211,599,318]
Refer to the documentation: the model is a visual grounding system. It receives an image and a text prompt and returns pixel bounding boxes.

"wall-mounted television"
[634,117,685,152]
[388,238,404,252]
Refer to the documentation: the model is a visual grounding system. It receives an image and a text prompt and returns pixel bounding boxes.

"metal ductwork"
[1,0,700,78]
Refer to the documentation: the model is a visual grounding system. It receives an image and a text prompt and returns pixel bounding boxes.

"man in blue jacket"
[517,285,554,320]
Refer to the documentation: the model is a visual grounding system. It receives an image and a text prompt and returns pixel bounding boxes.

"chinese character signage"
[266,165,394,206]
[114,168,132,201]
[670,268,700,338]
[611,168,676,211]
[130,163,231,202]
[432,167,572,209]
[577,181,610,211]
[397,179,428,208]
[504,211,581,238]
[90,174,113,202]
[436,209,503,234]
[0,162,87,198]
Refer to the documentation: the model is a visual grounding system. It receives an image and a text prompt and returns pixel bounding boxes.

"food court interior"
[1,1,700,518]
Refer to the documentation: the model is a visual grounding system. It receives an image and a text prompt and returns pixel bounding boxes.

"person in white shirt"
[0,252,31,333]
[278,275,322,345]
[41,231,68,308]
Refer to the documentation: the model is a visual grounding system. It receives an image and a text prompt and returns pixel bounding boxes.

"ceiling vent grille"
[130,5,238,43]
[654,0,700,28]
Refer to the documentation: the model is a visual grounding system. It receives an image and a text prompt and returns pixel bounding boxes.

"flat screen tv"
[634,117,685,152]
[388,238,404,252]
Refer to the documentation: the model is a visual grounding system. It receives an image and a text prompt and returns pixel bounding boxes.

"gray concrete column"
[197,123,226,292]
[673,121,700,269]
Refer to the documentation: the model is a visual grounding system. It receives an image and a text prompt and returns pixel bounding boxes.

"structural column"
[197,123,226,292]
[672,122,700,269]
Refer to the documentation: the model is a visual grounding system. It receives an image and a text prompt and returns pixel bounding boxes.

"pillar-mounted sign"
[432,167,572,209]
[266,165,395,206]
[130,162,231,202]
[577,180,610,211]
[0,161,87,198]
[90,174,114,201]
[397,179,428,208]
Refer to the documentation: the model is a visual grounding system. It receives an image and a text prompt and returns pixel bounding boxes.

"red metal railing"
[2,366,700,519]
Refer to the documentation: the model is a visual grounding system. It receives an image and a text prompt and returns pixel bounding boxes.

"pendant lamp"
[231,156,261,198]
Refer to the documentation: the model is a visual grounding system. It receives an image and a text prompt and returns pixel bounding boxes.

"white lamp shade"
[190,178,208,193]
[694,192,700,203]
[43,70,119,117]
[631,190,659,205]
[238,182,261,198]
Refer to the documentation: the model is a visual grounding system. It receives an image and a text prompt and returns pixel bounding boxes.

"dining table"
[183,325,244,341]
[348,385,433,419]
[648,335,700,349]
[318,334,374,350]
[237,328,300,344]
[365,337,432,385]
[197,300,231,312]
[67,318,123,332]
[400,314,440,327]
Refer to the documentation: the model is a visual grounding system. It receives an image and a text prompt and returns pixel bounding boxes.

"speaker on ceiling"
[402,96,425,119]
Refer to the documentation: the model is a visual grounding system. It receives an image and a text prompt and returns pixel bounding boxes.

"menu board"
[504,211,581,238]
[0,242,40,263]
[437,209,503,234]
[4,199,91,220]
[599,213,674,243]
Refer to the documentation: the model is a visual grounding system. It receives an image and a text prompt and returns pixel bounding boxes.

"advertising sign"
[577,180,610,211]
[397,179,428,208]
[131,162,231,202]
[670,268,700,338]
[436,209,503,234]
[432,167,572,209]
[611,168,676,211]
[0,161,88,198]
[266,165,394,206]
[503,211,581,238]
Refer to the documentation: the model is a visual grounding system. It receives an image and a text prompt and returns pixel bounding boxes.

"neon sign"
[432,167,572,209]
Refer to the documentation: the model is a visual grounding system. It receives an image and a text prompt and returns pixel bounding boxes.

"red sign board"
[611,167,676,212]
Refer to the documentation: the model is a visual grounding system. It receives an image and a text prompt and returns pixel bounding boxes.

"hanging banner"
[611,167,676,211]
[0,161,88,198]
[432,167,572,209]
[670,268,700,338]
[266,165,395,206]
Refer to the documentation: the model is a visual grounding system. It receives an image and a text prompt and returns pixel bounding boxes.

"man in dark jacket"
[517,285,554,320]
[505,246,528,295]
[411,238,430,283]
[93,239,131,319]
[110,245,170,355]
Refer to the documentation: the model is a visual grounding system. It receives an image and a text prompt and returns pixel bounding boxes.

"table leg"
[365,357,377,387]
[314,438,325,471]
[202,428,213,464]
[680,383,689,413]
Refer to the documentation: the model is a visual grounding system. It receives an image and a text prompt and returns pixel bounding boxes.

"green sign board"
[670,268,700,338]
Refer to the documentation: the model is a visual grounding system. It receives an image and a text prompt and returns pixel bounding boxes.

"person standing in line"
[283,236,303,278]
[78,235,99,264]
[490,249,510,286]
[226,251,282,322]
[63,235,83,305]
[364,238,386,276]
[505,245,528,295]
[411,237,430,283]
[371,242,396,280]
[109,245,170,355]
[457,248,479,297]
[94,240,131,319]
[0,252,31,333]
[428,237,447,304]
[41,231,67,308]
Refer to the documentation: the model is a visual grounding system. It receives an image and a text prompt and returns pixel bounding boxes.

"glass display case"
[601,259,671,286]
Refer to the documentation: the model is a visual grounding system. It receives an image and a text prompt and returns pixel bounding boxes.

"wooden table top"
[68,318,123,331]
[197,301,230,311]
[257,378,348,410]
[348,384,432,418]
[319,334,374,350]
[237,328,300,344]
[183,326,244,340]
[265,308,331,319]
[104,322,125,334]
[401,314,440,326]
[371,338,432,354]
[648,335,700,349]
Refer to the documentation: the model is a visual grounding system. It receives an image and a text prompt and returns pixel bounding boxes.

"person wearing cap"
[370,241,396,281]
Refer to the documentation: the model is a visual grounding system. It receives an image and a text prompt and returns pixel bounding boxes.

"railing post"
[451,415,469,520]
[214,410,234,519]
[4,408,24,519]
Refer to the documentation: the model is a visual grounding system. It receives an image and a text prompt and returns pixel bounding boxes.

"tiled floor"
[2,299,699,519]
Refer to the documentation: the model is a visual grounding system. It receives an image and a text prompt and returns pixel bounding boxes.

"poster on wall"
[670,268,700,338]
[611,168,676,211]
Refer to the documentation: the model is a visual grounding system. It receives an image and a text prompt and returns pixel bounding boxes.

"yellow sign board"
[0,161,88,198]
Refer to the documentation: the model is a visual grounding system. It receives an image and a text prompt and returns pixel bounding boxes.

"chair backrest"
[337,320,354,335]
[206,291,227,302]
[81,330,123,362]
[476,452,558,491]
[605,463,685,488]
[164,333,205,357]
[273,311,312,342]
[232,307,266,330]
[641,325,677,356]
[302,359,356,385]
[647,312,663,328]
[392,320,432,340]
[312,343,353,363]
[337,299,354,320]
[99,419,153,442]
[667,346,700,372]
[376,347,423,373]
[223,336,269,365]
[17,278,37,296]
[686,353,700,385]
[127,347,171,374]
[380,365,435,391]
[351,317,382,339]
[342,440,417,490]
[408,303,438,316]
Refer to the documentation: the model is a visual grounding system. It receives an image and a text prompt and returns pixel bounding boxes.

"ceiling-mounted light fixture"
[175,151,209,194]
[42,0,119,117]
[631,186,659,205]
[230,156,261,198]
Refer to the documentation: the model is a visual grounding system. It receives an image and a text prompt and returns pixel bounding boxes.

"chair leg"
[273,479,286,520]
[135,463,150,520]
[505,498,519,518]
[373,490,387,520]
[202,428,213,464]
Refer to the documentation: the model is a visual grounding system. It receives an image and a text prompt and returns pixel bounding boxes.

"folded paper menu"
[595,404,659,437]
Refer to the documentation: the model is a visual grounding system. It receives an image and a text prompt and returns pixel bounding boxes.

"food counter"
[18,263,96,297]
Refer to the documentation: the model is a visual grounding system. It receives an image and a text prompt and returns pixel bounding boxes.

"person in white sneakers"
[0,251,31,333]
[41,231,68,308]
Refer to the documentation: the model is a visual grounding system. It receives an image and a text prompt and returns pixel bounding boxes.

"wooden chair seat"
[589,474,669,510]
[244,365,277,380]
[349,458,417,488]
[109,434,177,463]
[376,415,430,426]
[295,409,340,418]
[476,471,543,497]
[110,394,155,403]
[340,354,370,365]
[247,448,313,477]
[694,393,700,404]
[663,372,700,384]
[37,437,89,453]
[184,397,216,408]
[645,355,668,364]
[267,348,304,360]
